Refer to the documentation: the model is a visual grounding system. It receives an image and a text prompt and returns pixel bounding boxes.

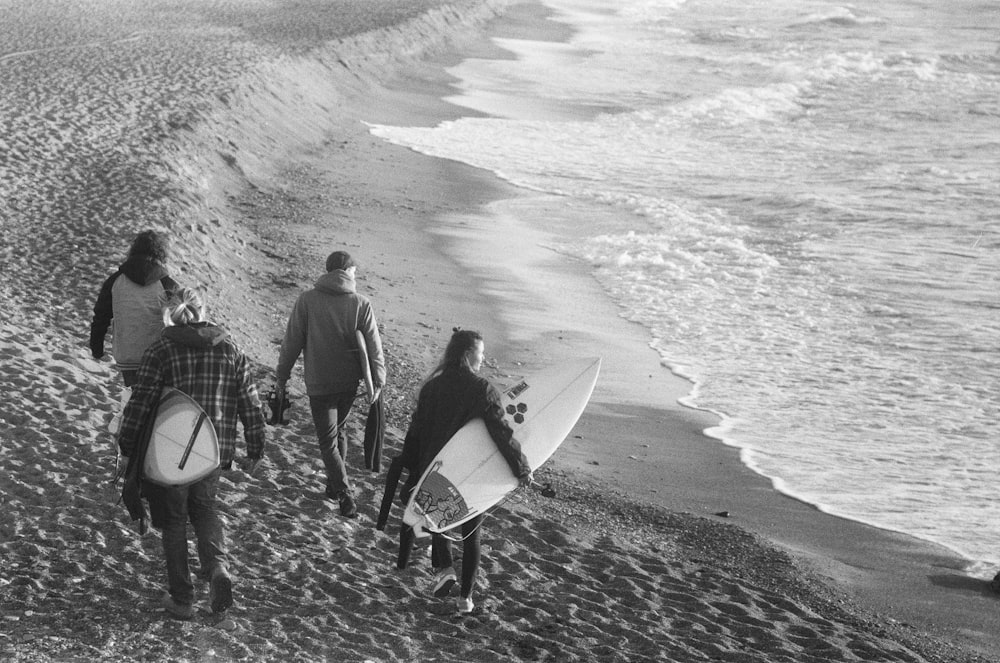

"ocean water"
[370,0,1000,570]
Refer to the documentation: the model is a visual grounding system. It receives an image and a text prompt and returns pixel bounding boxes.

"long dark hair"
[429,328,483,379]
[127,229,170,264]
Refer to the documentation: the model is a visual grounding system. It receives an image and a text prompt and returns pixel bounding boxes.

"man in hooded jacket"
[275,250,386,518]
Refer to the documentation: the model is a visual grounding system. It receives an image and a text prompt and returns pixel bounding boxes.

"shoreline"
[362,2,1000,658]
[0,1,997,661]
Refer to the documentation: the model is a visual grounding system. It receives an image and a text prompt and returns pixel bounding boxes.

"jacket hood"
[162,322,229,348]
[314,270,356,295]
[120,255,168,286]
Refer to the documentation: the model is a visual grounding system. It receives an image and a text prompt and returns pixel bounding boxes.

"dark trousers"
[398,515,484,599]
[309,392,357,494]
[121,369,138,387]
[143,470,227,606]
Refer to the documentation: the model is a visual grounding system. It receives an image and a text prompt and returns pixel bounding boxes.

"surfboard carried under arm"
[402,357,601,535]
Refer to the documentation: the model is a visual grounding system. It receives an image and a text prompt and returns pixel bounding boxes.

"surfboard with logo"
[143,387,221,486]
[402,357,601,535]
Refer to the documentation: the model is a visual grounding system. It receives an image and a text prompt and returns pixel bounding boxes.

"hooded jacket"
[276,269,386,396]
[117,322,266,466]
[90,255,177,371]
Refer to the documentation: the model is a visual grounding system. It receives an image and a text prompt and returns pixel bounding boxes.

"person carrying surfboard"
[395,328,532,614]
[274,250,386,518]
[116,287,266,622]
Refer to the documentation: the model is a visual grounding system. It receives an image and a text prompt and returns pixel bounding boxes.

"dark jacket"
[398,366,530,501]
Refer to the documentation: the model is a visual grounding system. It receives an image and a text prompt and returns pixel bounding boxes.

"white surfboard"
[402,357,600,535]
[143,387,221,486]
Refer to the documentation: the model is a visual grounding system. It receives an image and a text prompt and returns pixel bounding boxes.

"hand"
[518,471,534,489]
[370,387,382,406]
[113,454,130,482]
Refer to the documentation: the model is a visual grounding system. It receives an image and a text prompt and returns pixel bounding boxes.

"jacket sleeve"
[275,296,307,381]
[482,383,531,480]
[234,346,266,459]
[89,272,119,359]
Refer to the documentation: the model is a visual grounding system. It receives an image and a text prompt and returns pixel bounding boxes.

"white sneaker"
[431,568,457,597]
[456,596,474,614]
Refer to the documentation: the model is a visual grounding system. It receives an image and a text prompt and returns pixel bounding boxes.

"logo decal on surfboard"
[414,462,470,529]
[505,402,528,424]
[505,380,529,400]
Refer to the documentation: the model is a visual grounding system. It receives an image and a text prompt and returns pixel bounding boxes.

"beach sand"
[0,1,997,661]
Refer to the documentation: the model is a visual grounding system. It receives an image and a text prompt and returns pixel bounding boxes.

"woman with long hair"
[395,329,531,614]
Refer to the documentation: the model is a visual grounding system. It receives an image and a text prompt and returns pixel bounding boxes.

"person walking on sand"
[90,229,179,387]
[395,329,531,614]
[275,250,386,518]
[117,288,266,621]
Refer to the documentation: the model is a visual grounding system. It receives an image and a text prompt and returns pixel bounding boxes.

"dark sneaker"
[163,595,194,620]
[209,569,233,614]
[339,492,358,518]
[432,568,457,597]
[325,488,358,518]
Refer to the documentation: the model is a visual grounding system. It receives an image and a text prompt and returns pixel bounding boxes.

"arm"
[234,348,266,460]
[482,384,531,482]
[275,297,306,383]
[89,272,118,359]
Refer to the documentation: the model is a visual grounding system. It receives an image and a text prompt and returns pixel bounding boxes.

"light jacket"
[276,270,386,396]
[90,256,177,371]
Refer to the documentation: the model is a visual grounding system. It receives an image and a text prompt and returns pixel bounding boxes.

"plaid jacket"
[117,322,266,465]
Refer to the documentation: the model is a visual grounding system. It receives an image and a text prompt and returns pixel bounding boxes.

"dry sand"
[0,1,997,662]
